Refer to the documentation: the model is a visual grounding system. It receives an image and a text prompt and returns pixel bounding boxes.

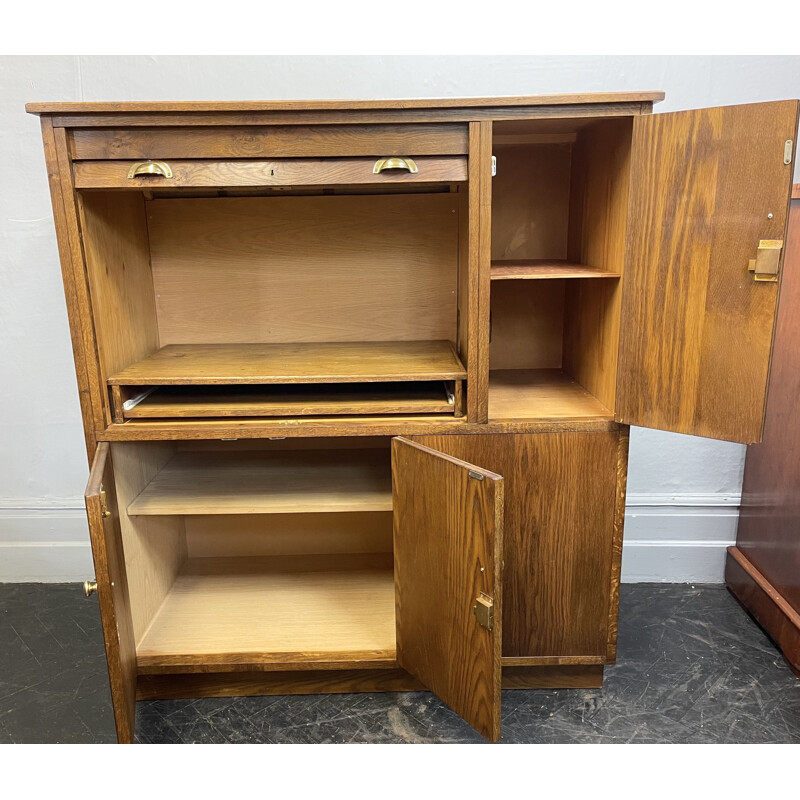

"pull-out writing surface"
[618,100,799,443]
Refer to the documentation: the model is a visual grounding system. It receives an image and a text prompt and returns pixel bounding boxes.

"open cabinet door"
[618,100,799,443]
[391,437,503,741]
[85,443,137,743]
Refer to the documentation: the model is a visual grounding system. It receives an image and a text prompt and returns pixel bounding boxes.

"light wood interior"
[79,189,467,423]
[489,117,633,420]
[137,554,396,667]
[112,440,397,666]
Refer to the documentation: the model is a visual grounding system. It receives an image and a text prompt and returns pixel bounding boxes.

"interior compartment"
[79,187,467,424]
[488,117,633,419]
[112,438,396,670]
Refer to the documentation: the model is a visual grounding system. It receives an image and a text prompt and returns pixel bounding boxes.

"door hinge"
[491,155,497,177]
[473,593,494,631]
[748,239,783,282]
[100,489,111,519]
[784,139,793,166]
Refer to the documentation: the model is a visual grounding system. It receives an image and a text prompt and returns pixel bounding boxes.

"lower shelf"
[488,368,613,421]
[136,554,397,670]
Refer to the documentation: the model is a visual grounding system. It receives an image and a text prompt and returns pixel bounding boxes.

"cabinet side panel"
[414,432,619,658]
[80,192,160,386]
[40,119,98,457]
[110,442,186,644]
[735,198,800,613]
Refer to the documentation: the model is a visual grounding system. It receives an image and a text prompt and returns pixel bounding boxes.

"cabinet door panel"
[413,432,625,660]
[618,100,799,443]
[392,437,503,741]
[85,442,137,743]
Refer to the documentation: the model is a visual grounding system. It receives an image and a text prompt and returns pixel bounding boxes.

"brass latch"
[473,593,494,631]
[748,239,783,282]
[100,489,111,519]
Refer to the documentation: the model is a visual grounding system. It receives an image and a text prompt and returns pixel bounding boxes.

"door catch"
[473,593,494,631]
[100,489,111,519]
[748,239,783,282]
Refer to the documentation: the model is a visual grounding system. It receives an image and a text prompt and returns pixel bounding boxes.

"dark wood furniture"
[727,183,800,678]
[27,94,799,742]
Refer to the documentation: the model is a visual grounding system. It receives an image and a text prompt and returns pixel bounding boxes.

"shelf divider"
[491,260,621,280]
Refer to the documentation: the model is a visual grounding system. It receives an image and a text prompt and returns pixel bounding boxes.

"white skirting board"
[0,493,739,583]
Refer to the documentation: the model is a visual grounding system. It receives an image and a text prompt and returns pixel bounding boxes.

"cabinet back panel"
[489,280,564,370]
[185,512,393,558]
[491,143,571,261]
[147,194,459,345]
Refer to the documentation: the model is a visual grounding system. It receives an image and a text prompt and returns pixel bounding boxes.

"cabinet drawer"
[73,156,467,188]
[70,124,469,160]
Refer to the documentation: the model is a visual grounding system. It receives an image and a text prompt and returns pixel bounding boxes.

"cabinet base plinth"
[136,665,605,701]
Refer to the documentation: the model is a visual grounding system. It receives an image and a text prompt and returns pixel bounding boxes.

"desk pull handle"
[127,160,173,179]
[373,157,418,174]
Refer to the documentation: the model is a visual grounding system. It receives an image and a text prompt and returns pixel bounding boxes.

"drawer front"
[70,123,469,160]
[73,156,468,188]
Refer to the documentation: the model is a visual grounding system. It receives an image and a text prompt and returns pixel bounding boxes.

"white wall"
[1,55,799,582]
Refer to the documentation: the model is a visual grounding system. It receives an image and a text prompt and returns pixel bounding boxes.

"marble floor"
[0,584,798,743]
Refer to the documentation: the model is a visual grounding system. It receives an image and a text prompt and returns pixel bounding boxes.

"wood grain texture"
[491,143,572,261]
[184,512,393,559]
[74,157,466,189]
[136,554,396,669]
[606,427,630,662]
[122,383,455,418]
[618,100,799,443]
[84,443,137,743]
[135,664,604,700]
[44,102,654,129]
[392,437,503,741]
[733,198,800,627]
[108,342,466,386]
[564,118,633,412]
[489,280,565,370]
[488,369,613,421]
[69,124,469,159]
[502,665,603,689]
[79,192,159,403]
[109,443,186,643]
[147,194,458,346]
[466,120,492,423]
[413,432,619,659]
[726,547,800,676]
[27,92,665,115]
[52,127,108,437]
[491,260,621,280]
[128,448,391,516]
[39,119,97,458]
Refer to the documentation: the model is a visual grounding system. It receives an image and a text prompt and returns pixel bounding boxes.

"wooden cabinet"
[29,92,798,742]
[726,185,800,677]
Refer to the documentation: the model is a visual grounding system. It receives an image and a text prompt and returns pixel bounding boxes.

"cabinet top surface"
[26,91,665,115]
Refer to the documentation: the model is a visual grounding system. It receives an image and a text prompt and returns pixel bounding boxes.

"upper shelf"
[108,341,466,387]
[128,449,392,516]
[490,260,621,281]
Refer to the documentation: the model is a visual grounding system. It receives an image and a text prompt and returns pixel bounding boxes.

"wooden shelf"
[108,341,466,386]
[128,449,391,516]
[136,554,396,670]
[490,260,620,280]
[489,369,613,421]
[124,382,455,418]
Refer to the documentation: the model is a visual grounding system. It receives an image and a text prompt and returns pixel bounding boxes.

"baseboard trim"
[725,547,800,677]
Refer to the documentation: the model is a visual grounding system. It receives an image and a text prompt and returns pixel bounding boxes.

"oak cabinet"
[29,92,798,742]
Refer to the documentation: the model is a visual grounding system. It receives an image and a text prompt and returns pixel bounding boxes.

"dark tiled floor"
[1,584,798,743]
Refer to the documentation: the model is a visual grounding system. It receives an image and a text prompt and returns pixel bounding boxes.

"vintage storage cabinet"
[28,93,798,742]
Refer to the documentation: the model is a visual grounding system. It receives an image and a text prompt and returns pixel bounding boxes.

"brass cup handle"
[373,157,418,174]
[127,160,173,179]
[83,579,98,597]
